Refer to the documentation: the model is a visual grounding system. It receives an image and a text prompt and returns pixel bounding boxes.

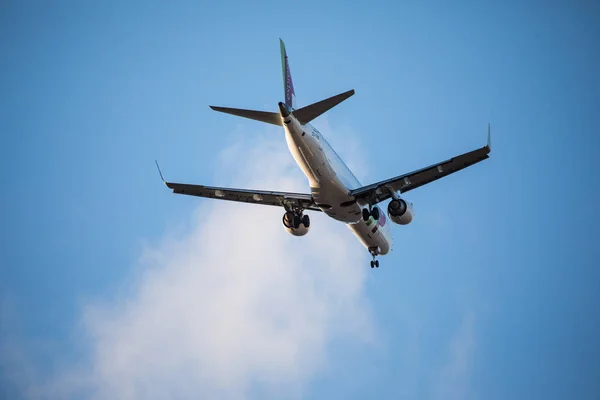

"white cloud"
[35,128,374,399]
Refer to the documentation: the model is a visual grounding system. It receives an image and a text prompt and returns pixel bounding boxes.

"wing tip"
[155,160,172,189]
[155,160,165,182]
[486,123,492,152]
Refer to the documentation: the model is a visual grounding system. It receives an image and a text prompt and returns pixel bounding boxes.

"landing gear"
[284,211,310,229]
[362,206,380,222]
[369,248,380,268]
[282,202,311,236]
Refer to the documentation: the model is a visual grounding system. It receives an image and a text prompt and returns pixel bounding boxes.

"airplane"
[156,39,491,268]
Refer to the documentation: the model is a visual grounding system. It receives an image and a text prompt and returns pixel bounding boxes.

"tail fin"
[280,38,297,110]
[209,39,352,127]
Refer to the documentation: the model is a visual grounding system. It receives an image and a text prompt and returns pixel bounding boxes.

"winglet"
[487,123,492,151]
[155,160,167,186]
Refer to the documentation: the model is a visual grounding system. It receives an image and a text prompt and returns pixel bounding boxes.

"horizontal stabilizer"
[209,106,282,126]
[293,89,355,124]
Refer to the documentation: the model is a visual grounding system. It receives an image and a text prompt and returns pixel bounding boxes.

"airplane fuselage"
[282,113,392,255]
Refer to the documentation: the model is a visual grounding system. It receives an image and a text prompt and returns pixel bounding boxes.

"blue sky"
[1,1,599,399]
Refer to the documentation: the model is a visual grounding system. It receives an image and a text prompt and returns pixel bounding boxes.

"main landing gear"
[283,210,310,229]
[362,206,380,222]
[369,247,380,268]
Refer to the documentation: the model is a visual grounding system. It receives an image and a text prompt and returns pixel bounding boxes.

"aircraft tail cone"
[278,102,291,118]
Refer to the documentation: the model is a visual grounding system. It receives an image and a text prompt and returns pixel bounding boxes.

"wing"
[154,162,321,211]
[350,126,492,204]
[164,182,321,211]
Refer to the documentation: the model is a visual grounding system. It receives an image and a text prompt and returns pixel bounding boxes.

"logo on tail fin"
[280,39,296,109]
[284,55,295,108]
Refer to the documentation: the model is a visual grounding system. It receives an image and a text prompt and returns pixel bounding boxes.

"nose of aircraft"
[278,102,291,118]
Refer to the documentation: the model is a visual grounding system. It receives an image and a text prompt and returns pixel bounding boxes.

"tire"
[372,207,380,220]
[362,208,370,222]
[282,211,295,228]
[301,214,310,228]
[293,214,301,229]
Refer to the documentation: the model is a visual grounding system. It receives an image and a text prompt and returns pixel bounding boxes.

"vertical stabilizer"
[279,38,297,110]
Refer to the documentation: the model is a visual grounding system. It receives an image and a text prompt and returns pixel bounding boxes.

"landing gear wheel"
[371,207,380,220]
[375,260,379,268]
[282,211,295,228]
[292,214,301,229]
[362,208,371,222]
[301,214,310,228]
[370,261,375,268]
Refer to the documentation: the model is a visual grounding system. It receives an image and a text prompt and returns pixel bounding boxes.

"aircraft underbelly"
[347,221,390,255]
[311,156,362,223]
[314,188,362,223]
[286,127,360,223]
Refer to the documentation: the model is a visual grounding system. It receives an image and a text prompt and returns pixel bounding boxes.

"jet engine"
[387,198,414,225]
[282,211,310,236]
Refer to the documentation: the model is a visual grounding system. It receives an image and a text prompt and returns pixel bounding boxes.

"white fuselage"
[282,114,392,255]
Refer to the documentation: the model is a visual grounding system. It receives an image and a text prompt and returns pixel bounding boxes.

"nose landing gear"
[369,247,380,268]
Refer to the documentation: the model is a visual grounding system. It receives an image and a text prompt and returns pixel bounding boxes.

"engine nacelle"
[282,211,310,236]
[387,199,414,225]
